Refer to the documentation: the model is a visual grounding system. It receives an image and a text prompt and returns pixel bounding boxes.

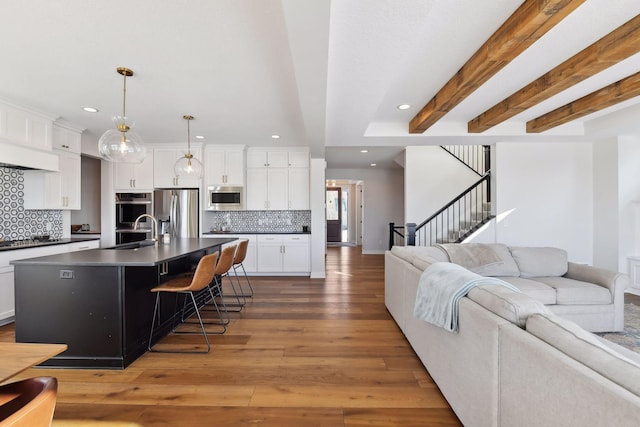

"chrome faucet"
[134,214,159,245]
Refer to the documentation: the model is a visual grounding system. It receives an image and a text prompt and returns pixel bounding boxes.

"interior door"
[326,187,341,242]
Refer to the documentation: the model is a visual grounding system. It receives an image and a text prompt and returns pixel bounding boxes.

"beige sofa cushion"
[535,276,612,305]
[500,277,557,305]
[509,246,568,278]
[472,243,520,277]
[526,312,640,397]
[468,285,548,328]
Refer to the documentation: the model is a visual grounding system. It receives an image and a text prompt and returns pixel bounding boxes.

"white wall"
[70,156,101,231]
[310,158,327,278]
[327,167,404,254]
[593,137,620,270]
[492,142,594,264]
[615,136,640,273]
[404,146,479,225]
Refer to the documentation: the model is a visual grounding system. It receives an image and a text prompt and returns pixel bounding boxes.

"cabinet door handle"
[160,262,169,276]
[133,179,136,188]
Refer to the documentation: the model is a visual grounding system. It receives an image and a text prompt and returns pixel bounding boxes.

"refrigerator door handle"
[170,193,178,238]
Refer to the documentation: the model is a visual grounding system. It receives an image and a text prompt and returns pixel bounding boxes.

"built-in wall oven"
[115,192,153,244]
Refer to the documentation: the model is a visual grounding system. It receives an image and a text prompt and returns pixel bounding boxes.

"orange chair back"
[214,245,237,276]
[188,252,219,292]
[233,240,248,265]
[0,377,57,427]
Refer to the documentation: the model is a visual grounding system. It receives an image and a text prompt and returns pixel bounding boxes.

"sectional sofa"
[388,243,628,332]
[385,244,640,426]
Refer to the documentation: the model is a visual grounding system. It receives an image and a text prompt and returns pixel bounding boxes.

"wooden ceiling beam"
[526,71,640,133]
[409,0,584,134]
[469,13,640,133]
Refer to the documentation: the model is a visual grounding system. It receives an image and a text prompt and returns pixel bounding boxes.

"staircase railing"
[407,174,492,247]
[442,145,490,177]
[388,223,405,249]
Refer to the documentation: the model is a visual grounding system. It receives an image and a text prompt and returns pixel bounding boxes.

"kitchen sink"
[107,240,157,250]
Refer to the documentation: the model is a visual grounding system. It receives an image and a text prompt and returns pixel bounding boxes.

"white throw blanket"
[413,262,520,332]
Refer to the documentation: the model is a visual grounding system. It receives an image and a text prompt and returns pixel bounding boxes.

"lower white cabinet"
[256,234,309,273]
[0,240,99,325]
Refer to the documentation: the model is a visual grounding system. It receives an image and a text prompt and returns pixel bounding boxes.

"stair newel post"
[389,223,395,250]
[406,223,416,246]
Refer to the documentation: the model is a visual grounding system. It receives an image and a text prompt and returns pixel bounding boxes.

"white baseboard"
[362,249,386,255]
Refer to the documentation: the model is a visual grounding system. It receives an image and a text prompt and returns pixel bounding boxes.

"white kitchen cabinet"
[204,146,245,186]
[246,167,288,210]
[0,241,98,325]
[0,101,53,151]
[154,147,202,188]
[66,240,100,252]
[246,147,309,211]
[114,150,154,191]
[23,149,81,210]
[52,123,81,153]
[247,149,289,168]
[256,234,309,273]
[288,167,309,210]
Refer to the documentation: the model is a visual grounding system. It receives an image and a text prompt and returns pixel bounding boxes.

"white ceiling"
[2,1,640,169]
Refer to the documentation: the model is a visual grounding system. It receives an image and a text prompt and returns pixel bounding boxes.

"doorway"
[326,181,361,246]
[326,187,341,242]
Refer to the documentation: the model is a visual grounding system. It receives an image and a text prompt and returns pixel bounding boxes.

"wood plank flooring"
[0,246,461,426]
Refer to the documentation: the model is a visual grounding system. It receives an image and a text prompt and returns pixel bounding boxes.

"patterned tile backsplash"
[0,167,63,240]
[204,210,311,233]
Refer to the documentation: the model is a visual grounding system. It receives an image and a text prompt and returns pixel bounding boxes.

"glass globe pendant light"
[174,115,203,178]
[98,67,146,163]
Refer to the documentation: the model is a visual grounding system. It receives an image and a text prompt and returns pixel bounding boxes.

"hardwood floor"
[0,246,461,426]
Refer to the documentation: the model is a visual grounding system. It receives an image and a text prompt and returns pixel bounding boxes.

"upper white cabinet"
[52,123,81,153]
[23,123,83,210]
[154,147,202,188]
[0,100,54,151]
[23,150,81,210]
[204,145,245,186]
[114,150,154,191]
[247,149,289,168]
[246,148,309,210]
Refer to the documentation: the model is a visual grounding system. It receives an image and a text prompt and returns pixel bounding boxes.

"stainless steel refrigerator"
[153,189,199,238]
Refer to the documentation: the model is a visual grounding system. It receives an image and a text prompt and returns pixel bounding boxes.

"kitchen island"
[11,237,236,369]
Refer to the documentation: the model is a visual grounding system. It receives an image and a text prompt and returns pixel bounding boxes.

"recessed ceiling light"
[195,135,205,139]
[360,150,369,153]
[397,104,411,110]
[271,134,280,139]
[370,163,377,167]
[82,107,99,113]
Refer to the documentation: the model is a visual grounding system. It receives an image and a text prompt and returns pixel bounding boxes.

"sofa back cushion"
[526,312,640,397]
[509,246,568,278]
[472,243,521,277]
[468,285,548,328]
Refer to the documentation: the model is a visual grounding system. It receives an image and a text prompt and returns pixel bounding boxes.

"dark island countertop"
[10,237,236,267]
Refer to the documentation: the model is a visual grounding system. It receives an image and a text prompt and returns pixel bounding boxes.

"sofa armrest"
[565,262,629,297]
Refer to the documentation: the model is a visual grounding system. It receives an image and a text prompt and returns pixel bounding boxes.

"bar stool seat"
[148,252,219,354]
[0,376,57,427]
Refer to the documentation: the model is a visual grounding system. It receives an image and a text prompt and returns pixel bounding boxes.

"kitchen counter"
[12,237,237,369]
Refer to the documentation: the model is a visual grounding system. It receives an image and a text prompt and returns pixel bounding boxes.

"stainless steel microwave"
[207,186,243,210]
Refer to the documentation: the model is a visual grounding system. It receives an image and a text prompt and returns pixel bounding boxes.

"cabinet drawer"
[283,235,309,244]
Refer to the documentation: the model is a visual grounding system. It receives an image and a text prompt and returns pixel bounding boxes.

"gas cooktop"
[0,238,62,248]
